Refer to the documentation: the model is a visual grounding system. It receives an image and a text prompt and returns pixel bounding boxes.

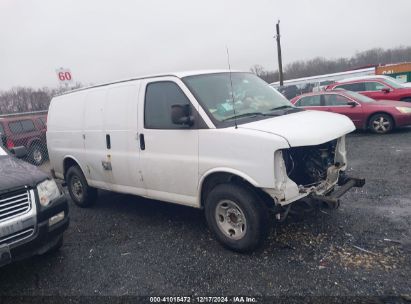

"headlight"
[396,106,411,114]
[37,179,60,207]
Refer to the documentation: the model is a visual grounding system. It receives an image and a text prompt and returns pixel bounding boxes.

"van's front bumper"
[264,163,365,207]
[0,195,69,266]
[311,176,365,208]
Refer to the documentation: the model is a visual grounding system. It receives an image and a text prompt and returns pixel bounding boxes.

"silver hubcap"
[33,149,42,163]
[215,200,247,240]
[71,177,83,201]
[373,116,390,133]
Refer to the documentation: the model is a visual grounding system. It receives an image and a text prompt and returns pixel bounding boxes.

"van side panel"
[47,91,86,178]
[48,81,145,197]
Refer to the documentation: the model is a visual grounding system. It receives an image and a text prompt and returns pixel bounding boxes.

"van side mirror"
[347,101,357,107]
[171,104,194,126]
[381,87,391,93]
[10,146,28,159]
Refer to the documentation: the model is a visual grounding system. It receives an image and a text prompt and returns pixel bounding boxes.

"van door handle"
[106,134,111,149]
[139,133,145,150]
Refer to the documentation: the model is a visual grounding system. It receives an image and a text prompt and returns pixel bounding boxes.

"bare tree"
[251,46,411,83]
[0,82,83,115]
[250,64,266,76]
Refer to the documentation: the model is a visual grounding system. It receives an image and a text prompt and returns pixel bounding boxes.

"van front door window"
[144,81,192,129]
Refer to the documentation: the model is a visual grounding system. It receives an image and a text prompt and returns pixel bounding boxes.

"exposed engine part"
[283,140,338,186]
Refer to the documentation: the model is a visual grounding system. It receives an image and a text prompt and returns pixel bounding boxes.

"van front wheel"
[205,183,269,252]
[66,165,97,208]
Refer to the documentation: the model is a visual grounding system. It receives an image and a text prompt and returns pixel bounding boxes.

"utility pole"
[275,20,284,86]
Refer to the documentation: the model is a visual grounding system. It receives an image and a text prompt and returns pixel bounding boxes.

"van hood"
[0,155,48,193]
[239,110,355,147]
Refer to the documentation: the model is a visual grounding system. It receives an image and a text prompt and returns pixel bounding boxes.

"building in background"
[376,62,411,83]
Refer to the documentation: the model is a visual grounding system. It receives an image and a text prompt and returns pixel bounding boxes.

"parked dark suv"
[0,113,48,166]
[0,144,69,267]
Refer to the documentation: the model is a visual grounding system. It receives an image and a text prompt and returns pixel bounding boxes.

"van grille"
[0,227,35,246]
[0,189,31,222]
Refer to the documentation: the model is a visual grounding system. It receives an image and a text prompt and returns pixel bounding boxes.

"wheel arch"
[198,169,274,209]
[63,156,84,179]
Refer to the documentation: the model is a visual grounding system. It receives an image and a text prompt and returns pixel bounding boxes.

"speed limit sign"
[55,68,73,84]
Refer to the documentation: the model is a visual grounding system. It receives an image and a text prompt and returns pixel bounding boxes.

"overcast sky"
[1,0,410,90]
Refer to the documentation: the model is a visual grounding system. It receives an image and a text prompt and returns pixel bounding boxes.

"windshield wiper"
[222,111,284,121]
[222,112,265,121]
[269,105,295,111]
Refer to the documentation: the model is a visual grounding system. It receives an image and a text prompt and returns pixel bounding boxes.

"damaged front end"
[264,136,364,210]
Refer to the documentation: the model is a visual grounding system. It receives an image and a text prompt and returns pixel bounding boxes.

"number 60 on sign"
[55,68,73,84]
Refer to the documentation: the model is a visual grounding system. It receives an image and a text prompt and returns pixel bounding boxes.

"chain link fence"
[0,110,50,174]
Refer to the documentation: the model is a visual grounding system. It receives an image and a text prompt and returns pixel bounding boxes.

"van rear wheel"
[66,165,97,207]
[205,183,269,252]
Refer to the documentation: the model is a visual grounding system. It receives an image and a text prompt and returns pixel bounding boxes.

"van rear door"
[104,83,145,194]
[83,89,110,188]
[84,84,145,194]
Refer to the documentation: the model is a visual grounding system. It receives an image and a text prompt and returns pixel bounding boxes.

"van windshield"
[183,72,293,124]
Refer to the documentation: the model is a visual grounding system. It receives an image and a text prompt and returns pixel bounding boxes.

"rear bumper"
[4,195,69,265]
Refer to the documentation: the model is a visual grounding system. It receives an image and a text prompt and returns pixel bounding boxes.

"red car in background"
[0,113,48,165]
[290,90,411,134]
[326,76,411,102]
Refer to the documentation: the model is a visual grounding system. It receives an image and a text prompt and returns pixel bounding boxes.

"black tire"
[66,165,97,207]
[368,113,394,134]
[401,97,411,103]
[29,143,45,166]
[204,183,269,252]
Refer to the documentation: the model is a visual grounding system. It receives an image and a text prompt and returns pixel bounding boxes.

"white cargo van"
[47,70,364,252]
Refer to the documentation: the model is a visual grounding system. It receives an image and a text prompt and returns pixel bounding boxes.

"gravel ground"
[1,128,410,298]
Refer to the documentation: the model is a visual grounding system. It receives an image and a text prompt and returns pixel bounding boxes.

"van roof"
[57,69,240,96]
